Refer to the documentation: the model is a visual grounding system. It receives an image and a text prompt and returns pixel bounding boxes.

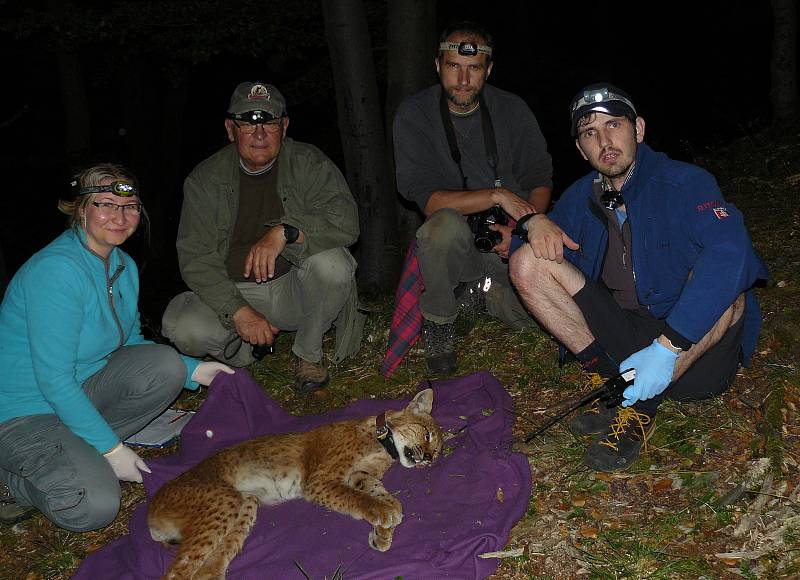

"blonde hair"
[59,163,139,230]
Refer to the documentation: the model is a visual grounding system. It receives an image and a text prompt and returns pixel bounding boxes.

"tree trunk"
[56,50,91,170]
[49,0,91,170]
[121,59,156,196]
[321,0,399,292]
[157,77,189,251]
[119,58,157,269]
[386,0,437,248]
[770,0,798,127]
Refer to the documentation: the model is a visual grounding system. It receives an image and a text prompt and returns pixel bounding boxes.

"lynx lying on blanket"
[147,389,443,579]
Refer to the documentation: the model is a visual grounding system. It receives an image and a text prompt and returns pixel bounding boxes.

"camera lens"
[251,343,274,360]
[474,230,502,252]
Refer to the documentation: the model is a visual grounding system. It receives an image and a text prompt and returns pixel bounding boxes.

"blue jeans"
[0,344,185,531]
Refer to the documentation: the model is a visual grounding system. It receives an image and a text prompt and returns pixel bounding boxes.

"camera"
[467,206,508,252]
[251,343,274,361]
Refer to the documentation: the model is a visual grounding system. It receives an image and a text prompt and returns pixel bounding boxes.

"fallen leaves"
[577,526,598,539]
[652,478,673,492]
[569,493,588,507]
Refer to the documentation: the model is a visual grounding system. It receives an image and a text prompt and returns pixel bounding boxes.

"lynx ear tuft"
[408,388,433,415]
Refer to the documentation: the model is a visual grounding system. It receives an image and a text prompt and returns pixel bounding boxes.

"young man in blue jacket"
[508,83,768,472]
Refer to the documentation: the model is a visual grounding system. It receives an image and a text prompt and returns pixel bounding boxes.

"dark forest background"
[0,0,797,317]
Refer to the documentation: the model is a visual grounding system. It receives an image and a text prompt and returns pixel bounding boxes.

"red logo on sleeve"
[713,207,729,219]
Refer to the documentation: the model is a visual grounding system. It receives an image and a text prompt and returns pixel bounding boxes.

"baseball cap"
[227,82,286,119]
[570,83,637,136]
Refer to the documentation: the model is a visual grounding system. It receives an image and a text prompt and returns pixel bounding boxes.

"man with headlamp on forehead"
[508,83,767,471]
[162,82,363,394]
[392,21,553,376]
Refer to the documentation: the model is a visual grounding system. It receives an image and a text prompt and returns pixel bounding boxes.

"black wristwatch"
[511,212,538,242]
[281,223,300,244]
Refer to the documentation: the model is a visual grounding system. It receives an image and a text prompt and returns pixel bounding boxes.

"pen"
[168,411,189,424]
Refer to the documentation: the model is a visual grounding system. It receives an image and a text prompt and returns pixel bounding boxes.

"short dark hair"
[438,21,494,62]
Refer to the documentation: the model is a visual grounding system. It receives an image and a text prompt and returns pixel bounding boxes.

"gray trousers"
[416,208,535,329]
[162,248,357,367]
[0,344,185,531]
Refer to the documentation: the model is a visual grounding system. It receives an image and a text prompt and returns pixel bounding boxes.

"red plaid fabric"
[381,217,519,378]
[381,242,423,378]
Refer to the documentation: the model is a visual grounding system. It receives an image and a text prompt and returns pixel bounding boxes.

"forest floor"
[1,129,798,579]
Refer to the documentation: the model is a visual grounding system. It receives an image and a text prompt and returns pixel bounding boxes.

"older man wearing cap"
[508,82,767,471]
[162,81,364,393]
[391,20,552,377]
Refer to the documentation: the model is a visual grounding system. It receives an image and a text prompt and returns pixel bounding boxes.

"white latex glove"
[191,361,235,386]
[103,443,151,483]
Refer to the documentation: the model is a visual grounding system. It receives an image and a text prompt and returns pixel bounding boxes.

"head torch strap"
[439,41,492,57]
[572,89,637,116]
[78,181,139,197]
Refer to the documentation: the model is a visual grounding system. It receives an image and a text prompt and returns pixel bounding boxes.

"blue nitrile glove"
[620,339,678,407]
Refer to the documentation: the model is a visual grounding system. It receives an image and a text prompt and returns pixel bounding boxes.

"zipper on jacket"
[106,262,126,349]
[618,211,637,285]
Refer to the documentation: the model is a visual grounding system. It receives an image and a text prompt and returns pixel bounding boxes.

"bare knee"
[509,245,547,289]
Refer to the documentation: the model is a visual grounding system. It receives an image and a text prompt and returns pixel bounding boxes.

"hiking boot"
[421,319,457,376]
[454,279,487,337]
[0,483,37,526]
[569,398,620,435]
[295,358,330,394]
[583,407,656,472]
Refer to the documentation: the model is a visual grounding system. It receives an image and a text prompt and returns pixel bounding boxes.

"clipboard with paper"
[124,408,196,448]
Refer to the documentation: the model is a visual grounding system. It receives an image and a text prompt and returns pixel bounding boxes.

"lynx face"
[387,391,443,469]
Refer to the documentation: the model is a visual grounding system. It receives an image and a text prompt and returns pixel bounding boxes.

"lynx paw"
[369,525,395,552]
[363,497,403,528]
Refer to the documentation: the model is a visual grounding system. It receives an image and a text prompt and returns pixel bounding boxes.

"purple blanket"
[75,369,531,579]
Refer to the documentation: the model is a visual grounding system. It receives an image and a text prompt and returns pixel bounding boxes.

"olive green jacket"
[176,138,364,362]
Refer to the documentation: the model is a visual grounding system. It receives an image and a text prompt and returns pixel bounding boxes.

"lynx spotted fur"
[147,389,443,579]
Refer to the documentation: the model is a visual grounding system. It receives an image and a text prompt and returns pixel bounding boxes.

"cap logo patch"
[713,206,729,220]
[248,84,271,101]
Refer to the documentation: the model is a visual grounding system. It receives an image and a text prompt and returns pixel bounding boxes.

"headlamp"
[78,180,139,197]
[227,110,282,124]
[571,87,637,117]
[601,189,626,211]
[439,41,492,57]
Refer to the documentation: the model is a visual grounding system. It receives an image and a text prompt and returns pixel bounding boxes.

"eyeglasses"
[91,201,142,217]
[232,119,283,135]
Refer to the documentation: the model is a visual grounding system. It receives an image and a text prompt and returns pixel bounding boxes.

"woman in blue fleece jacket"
[0,164,232,531]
